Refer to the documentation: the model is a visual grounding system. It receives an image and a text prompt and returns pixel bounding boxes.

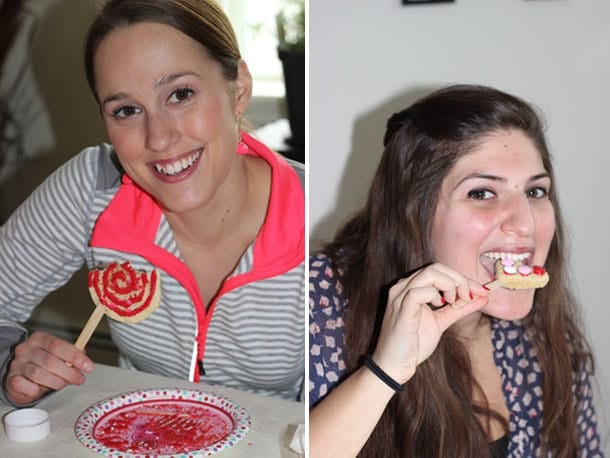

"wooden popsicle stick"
[482,279,502,291]
[448,279,502,309]
[74,304,106,350]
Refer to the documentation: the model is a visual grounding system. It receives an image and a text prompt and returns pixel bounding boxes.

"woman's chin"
[157,191,206,215]
[482,289,535,321]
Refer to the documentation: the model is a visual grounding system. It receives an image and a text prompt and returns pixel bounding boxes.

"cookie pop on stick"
[449,257,549,309]
[74,262,162,350]
[487,257,549,290]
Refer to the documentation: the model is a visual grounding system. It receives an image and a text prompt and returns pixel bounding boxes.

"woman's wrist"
[363,355,405,393]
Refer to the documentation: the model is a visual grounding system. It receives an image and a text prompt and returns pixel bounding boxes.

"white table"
[0,364,304,457]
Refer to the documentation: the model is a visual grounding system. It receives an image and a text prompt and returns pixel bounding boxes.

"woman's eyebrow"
[151,71,199,90]
[100,71,199,108]
[529,172,551,182]
[454,173,505,189]
[453,172,551,190]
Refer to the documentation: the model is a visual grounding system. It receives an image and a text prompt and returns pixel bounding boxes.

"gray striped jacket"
[0,141,305,403]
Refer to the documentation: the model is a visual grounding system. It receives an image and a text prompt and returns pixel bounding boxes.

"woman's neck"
[165,154,270,247]
[453,312,491,343]
[454,313,510,442]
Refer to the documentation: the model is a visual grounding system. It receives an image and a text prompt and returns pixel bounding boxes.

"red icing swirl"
[88,262,157,318]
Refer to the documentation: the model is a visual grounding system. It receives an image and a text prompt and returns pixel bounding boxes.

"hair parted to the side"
[84,0,240,100]
[322,84,593,457]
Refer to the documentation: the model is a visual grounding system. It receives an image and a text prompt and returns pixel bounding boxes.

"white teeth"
[483,252,530,261]
[153,150,201,176]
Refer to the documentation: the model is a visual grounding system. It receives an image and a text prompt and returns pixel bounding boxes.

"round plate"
[75,388,251,457]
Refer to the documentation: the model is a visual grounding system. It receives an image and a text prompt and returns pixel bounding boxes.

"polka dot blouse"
[309,254,604,457]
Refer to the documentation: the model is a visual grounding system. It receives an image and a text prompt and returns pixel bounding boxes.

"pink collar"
[89,133,304,377]
[91,132,303,278]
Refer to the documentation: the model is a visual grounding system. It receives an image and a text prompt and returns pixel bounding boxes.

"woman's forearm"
[309,366,397,458]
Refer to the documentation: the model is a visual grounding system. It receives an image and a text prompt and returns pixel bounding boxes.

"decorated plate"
[75,388,251,457]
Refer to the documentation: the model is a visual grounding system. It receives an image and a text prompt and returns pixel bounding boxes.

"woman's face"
[93,22,251,213]
[431,129,556,320]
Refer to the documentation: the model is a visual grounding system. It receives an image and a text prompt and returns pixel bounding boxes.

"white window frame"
[218,0,285,99]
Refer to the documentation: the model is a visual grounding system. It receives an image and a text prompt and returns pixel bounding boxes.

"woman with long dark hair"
[309,84,602,457]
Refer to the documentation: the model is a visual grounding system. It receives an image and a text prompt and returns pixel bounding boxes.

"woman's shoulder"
[310,252,332,271]
[49,143,122,192]
[285,158,304,189]
[309,252,346,318]
[309,252,343,290]
[16,143,120,215]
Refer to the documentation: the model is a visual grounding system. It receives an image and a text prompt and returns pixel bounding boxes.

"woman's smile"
[149,148,203,183]
[479,251,533,280]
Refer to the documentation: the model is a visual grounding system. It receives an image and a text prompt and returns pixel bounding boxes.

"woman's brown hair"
[323,84,593,457]
[84,0,240,99]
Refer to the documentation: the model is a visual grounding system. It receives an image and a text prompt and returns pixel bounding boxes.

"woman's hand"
[371,263,490,385]
[5,331,94,405]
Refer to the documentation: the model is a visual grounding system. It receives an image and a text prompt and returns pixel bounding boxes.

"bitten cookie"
[493,257,549,290]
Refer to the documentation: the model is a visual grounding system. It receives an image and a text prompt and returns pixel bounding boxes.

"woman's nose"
[499,194,535,237]
[144,112,178,153]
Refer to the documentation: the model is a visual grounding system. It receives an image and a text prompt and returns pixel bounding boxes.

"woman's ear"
[234,59,253,115]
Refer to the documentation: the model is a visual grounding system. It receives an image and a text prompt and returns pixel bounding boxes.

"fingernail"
[440,296,446,304]
[469,292,474,300]
[482,285,490,291]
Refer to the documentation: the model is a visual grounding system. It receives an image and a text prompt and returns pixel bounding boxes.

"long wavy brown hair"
[322,84,593,457]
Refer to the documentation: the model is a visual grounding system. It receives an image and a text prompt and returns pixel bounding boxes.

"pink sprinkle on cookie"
[494,259,549,290]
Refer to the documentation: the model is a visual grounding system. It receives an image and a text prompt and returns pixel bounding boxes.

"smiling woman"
[430,130,556,321]
[0,0,304,410]
[309,84,603,457]
[92,21,253,218]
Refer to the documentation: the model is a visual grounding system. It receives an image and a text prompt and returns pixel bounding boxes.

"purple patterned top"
[309,253,604,457]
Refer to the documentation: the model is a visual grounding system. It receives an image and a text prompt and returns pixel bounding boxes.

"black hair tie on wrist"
[364,355,405,392]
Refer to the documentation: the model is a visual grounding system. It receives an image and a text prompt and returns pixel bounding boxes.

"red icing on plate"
[92,400,232,454]
[75,388,251,457]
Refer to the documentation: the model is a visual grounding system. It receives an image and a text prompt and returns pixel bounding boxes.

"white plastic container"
[4,408,50,442]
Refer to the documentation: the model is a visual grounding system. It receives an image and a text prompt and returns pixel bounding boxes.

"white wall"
[309,0,610,450]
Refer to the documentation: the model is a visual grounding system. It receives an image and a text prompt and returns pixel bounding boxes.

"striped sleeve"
[0,146,104,322]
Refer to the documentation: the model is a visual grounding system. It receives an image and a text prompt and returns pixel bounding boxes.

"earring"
[235,112,248,154]
[235,112,242,134]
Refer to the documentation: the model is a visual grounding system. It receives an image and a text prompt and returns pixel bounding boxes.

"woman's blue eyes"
[467,186,549,201]
[110,87,195,119]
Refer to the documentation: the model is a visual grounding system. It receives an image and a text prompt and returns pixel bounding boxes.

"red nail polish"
[482,285,490,291]
[469,292,474,300]
[440,296,446,304]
